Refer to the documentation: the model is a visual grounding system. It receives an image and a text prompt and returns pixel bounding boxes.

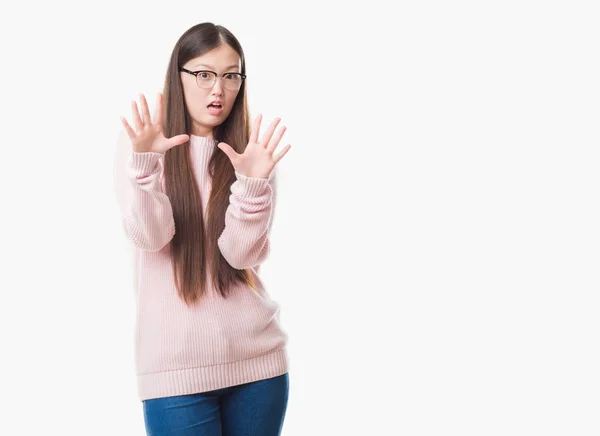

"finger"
[139,93,152,125]
[217,142,238,162]
[166,134,190,150]
[249,113,262,144]
[273,144,291,165]
[267,125,286,152]
[260,117,281,147]
[154,92,163,126]
[131,101,143,131]
[120,117,136,140]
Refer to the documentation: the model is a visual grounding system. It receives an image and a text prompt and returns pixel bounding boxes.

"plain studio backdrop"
[0,1,599,435]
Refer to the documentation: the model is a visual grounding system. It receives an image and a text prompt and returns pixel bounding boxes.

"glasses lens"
[196,72,243,90]
[196,71,216,88]
[223,74,243,91]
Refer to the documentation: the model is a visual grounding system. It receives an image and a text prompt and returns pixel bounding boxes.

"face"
[180,44,242,138]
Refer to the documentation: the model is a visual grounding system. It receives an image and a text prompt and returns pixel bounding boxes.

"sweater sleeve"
[217,169,278,270]
[113,130,176,252]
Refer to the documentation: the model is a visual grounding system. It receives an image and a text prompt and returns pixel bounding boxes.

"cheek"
[184,88,208,117]
[224,91,240,112]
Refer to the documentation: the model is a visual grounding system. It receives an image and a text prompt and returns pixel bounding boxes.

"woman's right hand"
[120,92,189,154]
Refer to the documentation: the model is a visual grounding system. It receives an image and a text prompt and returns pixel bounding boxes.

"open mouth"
[207,102,223,115]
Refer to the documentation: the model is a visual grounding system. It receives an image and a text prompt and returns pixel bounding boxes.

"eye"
[224,73,237,80]
[198,72,213,80]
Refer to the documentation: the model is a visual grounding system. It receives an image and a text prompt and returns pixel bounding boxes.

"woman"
[113,22,291,435]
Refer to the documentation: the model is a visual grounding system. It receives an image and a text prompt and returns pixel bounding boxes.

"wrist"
[236,170,269,179]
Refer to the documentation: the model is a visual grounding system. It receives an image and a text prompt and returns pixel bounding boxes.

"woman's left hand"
[217,114,291,179]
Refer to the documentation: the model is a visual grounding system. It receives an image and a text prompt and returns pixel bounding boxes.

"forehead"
[186,44,241,70]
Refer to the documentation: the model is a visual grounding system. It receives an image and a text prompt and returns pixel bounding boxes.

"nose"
[211,76,225,95]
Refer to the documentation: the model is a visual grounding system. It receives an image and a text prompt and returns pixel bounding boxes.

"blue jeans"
[142,373,289,436]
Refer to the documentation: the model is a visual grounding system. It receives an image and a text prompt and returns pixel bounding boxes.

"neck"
[191,121,214,139]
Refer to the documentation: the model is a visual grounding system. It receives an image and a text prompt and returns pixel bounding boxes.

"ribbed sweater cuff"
[233,172,271,199]
[127,152,164,178]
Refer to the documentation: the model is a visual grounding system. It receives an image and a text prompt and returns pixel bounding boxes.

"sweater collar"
[190,135,217,148]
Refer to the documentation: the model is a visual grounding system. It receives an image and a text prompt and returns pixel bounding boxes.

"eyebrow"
[192,63,240,70]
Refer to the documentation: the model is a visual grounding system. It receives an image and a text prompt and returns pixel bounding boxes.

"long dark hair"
[161,23,255,306]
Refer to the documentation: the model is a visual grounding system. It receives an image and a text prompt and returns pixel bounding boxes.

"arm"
[217,169,278,270]
[113,130,176,251]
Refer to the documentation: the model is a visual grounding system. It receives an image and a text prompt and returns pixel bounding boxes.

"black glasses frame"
[179,67,247,89]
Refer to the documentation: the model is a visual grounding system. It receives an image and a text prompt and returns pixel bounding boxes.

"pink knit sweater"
[113,131,289,401]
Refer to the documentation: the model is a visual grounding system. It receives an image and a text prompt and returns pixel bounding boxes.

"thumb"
[217,142,237,162]
[165,134,190,150]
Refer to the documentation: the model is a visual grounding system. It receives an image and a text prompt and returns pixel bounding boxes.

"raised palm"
[120,93,189,153]
[217,114,291,179]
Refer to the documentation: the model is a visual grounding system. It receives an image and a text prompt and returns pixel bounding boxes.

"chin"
[206,113,231,125]
[193,111,232,133]
[196,116,219,128]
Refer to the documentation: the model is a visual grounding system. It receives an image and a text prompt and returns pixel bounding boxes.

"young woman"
[113,22,291,435]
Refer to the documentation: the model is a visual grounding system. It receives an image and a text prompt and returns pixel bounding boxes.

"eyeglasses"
[179,67,246,91]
